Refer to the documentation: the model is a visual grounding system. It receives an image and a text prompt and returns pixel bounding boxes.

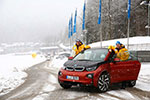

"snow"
[50,55,68,69]
[89,36,150,50]
[59,36,150,51]
[135,63,150,91]
[59,43,71,51]
[0,53,46,96]
[40,46,59,50]
[106,90,135,100]
[32,96,45,100]
[48,75,57,84]
[42,83,55,92]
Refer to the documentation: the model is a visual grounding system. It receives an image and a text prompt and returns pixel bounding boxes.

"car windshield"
[73,49,108,61]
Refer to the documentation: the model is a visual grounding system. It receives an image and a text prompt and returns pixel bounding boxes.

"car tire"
[128,80,136,87]
[97,72,110,92]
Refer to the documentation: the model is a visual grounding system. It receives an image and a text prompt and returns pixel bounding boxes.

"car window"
[128,51,138,60]
[73,49,108,61]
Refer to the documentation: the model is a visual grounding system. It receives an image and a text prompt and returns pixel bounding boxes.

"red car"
[58,48,141,92]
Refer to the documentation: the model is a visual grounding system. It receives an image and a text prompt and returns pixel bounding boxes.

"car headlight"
[86,66,97,71]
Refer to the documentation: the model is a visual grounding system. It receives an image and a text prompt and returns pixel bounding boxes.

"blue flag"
[68,19,71,38]
[98,0,101,24]
[128,0,131,19]
[82,1,86,30]
[73,9,77,33]
[70,15,73,36]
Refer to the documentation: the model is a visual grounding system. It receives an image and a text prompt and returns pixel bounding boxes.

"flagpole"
[100,25,102,48]
[127,19,130,50]
[127,0,131,50]
[70,37,71,51]
[148,2,150,36]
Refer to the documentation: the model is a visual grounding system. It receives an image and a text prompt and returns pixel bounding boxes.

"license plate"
[66,76,79,80]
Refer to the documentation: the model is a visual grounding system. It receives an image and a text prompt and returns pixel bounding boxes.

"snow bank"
[90,36,150,48]
[50,56,68,69]
[0,53,46,96]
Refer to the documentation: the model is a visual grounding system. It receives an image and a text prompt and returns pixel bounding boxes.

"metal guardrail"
[128,43,150,51]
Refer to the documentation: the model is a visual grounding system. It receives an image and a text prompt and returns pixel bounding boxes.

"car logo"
[74,64,77,67]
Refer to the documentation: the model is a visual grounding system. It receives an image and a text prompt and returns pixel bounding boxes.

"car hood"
[64,60,105,68]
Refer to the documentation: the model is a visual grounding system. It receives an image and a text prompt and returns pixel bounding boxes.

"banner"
[128,0,131,19]
[82,1,86,30]
[73,9,77,33]
[98,0,101,24]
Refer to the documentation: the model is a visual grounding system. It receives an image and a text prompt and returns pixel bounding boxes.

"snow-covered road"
[0,59,150,100]
[0,54,46,96]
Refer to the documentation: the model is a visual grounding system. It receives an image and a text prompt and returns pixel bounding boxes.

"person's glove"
[109,49,112,52]
[108,45,113,52]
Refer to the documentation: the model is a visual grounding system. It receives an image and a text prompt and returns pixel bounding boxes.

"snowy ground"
[135,63,150,91]
[0,55,149,100]
[89,36,150,49]
[0,53,46,96]
[0,54,150,100]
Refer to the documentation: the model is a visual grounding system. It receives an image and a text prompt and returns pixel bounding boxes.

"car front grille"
[66,66,85,72]
[66,67,74,71]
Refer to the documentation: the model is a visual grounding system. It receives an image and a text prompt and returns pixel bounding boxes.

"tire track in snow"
[126,87,150,100]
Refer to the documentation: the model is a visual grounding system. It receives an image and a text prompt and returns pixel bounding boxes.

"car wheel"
[128,80,136,87]
[98,72,110,92]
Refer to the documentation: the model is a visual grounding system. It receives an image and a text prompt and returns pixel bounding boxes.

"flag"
[68,19,71,38]
[73,9,77,33]
[82,1,86,30]
[98,0,101,24]
[70,15,73,36]
[128,0,131,19]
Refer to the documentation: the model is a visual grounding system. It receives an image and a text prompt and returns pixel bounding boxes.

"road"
[0,61,150,100]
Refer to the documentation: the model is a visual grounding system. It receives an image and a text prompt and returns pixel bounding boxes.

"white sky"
[0,0,84,43]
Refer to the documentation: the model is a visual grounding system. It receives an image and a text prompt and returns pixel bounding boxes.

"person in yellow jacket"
[108,41,129,61]
[72,39,91,57]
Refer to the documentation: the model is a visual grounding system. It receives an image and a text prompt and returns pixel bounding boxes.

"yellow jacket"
[108,45,129,61]
[117,48,129,61]
[72,44,90,57]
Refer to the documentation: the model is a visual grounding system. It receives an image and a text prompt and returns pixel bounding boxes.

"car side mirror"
[68,56,74,60]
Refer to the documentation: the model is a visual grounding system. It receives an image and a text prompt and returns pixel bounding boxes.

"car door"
[110,59,127,83]
[124,54,141,80]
